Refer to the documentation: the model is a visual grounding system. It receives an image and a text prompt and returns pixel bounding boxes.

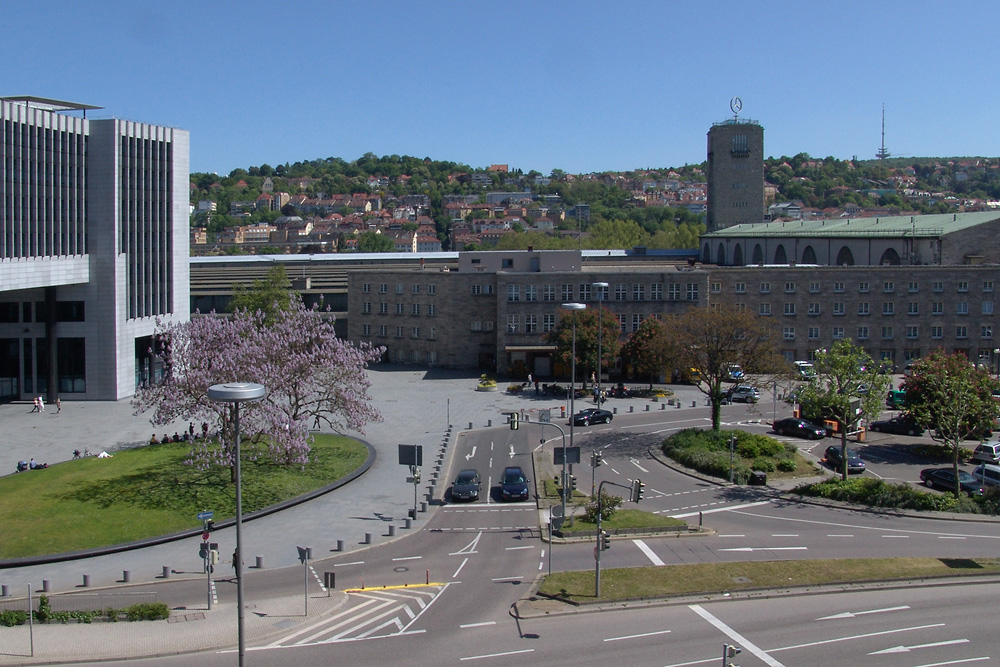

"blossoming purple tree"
[132,304,384,479]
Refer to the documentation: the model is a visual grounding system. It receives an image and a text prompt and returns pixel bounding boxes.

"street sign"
[197,511,214,520]
[553,446,580,465]
[202,532,210,541]
[398,444,423,467]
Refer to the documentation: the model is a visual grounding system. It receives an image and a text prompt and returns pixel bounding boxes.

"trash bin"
[749,470,767,486]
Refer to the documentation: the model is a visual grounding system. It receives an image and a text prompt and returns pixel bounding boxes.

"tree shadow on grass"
[60,466,231,513]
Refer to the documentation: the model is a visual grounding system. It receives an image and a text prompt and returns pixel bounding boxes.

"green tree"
[229,265,298,323]
[903,351,1000,496]
[621,318,677,389]
[545,307,623,388]
[672,306,783,431]
[796,341,890,480]
[357,231,395,253]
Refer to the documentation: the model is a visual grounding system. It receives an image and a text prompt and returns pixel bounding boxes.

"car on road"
[920,468,985,496]
[450,469,481,502]
[727,385,760,403]
[499,466,530,502]
[773,417,826,439]
[972,442,1000,464]
[869,415,925,437]
[825,445,866,474]
[572,408,613,426]
[726,363,745,382]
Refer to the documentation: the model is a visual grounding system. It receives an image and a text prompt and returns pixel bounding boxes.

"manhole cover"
[731,576,751,584]
[393,566,409,573]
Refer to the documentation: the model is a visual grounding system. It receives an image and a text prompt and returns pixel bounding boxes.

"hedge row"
[662,428,797,484]
[792,476,1000,514]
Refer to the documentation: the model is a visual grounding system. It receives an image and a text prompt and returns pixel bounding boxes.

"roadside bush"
[0,610,28,626]
[124,602,170,621]
[794,477,983,513]
[582,492,623,523]
[776,458,797,472]
[752,458,776,472]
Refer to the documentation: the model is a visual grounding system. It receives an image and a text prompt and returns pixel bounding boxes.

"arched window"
[802,245,817,264]
[880,248,901,265]
[774,244,787,264]
[702,243,711,263]
[752,244,764,265]
[836,246,855,266]
[733,244,744,266]
[717,243,726,265]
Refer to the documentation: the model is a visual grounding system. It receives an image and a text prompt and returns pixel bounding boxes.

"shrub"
[776,458,797,472]
[583,492,623,523]
[752,458,776,472]
[33,594,51,623]
[794,478,983,513]
[0,610,28,626]
[124,602,170,621]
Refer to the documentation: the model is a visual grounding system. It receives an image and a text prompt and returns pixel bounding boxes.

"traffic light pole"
[595,477,644,597]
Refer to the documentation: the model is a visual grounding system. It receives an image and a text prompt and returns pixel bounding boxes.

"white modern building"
[0,96,190,401]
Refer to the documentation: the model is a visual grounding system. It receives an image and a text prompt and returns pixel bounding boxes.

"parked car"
[972,442,1000,464]
[450,469,481,502]
[499,466,530,502]
[885,389,907,409]
[728,385,760,403]
[825,445,866,474]
[919,468,984,496]
[869,415,924,436]
[972,463,1000,487]
[773,417,826,440]
[572,408,613,426]
[793,361,815,379]
[726,363,745,382]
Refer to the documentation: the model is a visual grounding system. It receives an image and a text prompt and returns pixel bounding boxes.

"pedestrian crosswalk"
[267,584,448,646]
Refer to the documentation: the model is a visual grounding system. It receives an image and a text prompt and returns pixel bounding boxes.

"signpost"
[398,445,423,518]
[197,511,215,610]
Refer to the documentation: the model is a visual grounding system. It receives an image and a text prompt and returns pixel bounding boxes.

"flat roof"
[702,212,1000,238]
[1,96,102,112]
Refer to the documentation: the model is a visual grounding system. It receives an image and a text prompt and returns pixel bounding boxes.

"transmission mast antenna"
[875,104,891,160]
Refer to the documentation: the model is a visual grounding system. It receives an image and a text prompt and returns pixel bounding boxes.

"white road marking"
[460,621,497,629]
[827,534,854,537]
[449,532,483,556]
[771,534,799,537]
[717,534,745,538]
[505,545,533,551]
[465,446,477,460]
[491,576,522,582]
[604,629,672,642]
[938,536,966,540]
[817,605,909,620]
[672,500,771,518]
[630,458,649,473]
[718,546,807,552]
[451,558,468,578]
[609,467,620,475]
[689,604,786,667]
[461,648,534,661]
[870,638,970,655]
[334,561,364,567]
[729,508,1000,541]
[633,539,665,566]
[392,556,421,561]
[768,623,945,653]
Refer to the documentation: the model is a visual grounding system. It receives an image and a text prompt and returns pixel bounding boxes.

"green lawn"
[559,509,686,533]
[538,557,1000,602]
[0,434,367,558]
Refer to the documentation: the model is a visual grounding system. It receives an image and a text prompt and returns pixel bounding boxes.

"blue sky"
[6,1,998,176]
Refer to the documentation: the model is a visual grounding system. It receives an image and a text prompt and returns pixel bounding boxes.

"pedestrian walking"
[31,396,39,413]
[38,396,44,412]
[56,397,61,413]
[232,548,239,576]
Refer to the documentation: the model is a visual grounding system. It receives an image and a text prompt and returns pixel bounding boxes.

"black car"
[499,466,530,502]
[773,417,826,440]
[920,468,984,496]
[869,415,925,437]
[450,469,481,502]
[825,445,866,474]
[572,408,613,426]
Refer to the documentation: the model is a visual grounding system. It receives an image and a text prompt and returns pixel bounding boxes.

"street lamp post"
[562,302,586,509]
[593,282,608,407]
[994,348,999,377]
[207,382,266,667]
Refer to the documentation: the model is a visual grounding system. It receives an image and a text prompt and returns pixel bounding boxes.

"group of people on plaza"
[149,422,211,446]
[30,395,61,413]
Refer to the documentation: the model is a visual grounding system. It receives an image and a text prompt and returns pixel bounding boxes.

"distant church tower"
[706,98,764,232]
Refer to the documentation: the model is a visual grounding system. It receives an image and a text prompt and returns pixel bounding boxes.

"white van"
[794,361,815,379]
[972,442,1000,465]
[972,463,1000,488]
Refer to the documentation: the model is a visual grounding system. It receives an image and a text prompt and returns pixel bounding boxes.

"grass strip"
[538,557,1000,603]
[0,434,366,558]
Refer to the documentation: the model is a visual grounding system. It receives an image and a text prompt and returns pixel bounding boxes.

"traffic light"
[199,542,209,559]
[599,530,610,551]
[568,475,577,492]
[508,412,519,430]
[630,478,645,503]
[593,451,604,467]
[725,644,741,666]
[205,519,215,532]
[210,548,220,565]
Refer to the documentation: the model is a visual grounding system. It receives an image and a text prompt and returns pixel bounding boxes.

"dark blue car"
[499,466,530,502]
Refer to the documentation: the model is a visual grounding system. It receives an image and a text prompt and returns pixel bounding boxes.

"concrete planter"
[476,385,498,392]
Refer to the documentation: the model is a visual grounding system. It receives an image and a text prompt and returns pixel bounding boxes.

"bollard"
[487,419,492,427]
[629,405,634,413]
[661,403,666,410]
[255,555,264,569]
[83,574,91,588]
[122,570,131,583]
[420,501,427,513]
[645,404,650,411]
[404,518,412,529]
[364,533,373,544]
[469,421,473,430]
[324,571,335,594]
[699,511,703,527]
[1,585,8,597]
[161,566,170,579]
[336,539,344,552]
[613,407,617,414]
[675,401,681,409]
[42,579,50,592]
[388,525,396,537]
[691,400,697,407]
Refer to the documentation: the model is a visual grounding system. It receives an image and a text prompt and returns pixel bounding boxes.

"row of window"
[360,324,437,339]
[719,280,994,295]
[361,283,438,295]
[361,302,438,316]
[504,283,699,302]
[505,312,659,334]
[752,301,995,316]
[781,325,994,341]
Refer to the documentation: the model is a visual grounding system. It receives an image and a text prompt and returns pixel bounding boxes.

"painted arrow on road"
[870,638,969,655]
[817,605,909,620]
[509,444,515,459]
[465,446,477,461]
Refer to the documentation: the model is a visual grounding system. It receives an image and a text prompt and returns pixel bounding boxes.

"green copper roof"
[703,212,1000,238]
